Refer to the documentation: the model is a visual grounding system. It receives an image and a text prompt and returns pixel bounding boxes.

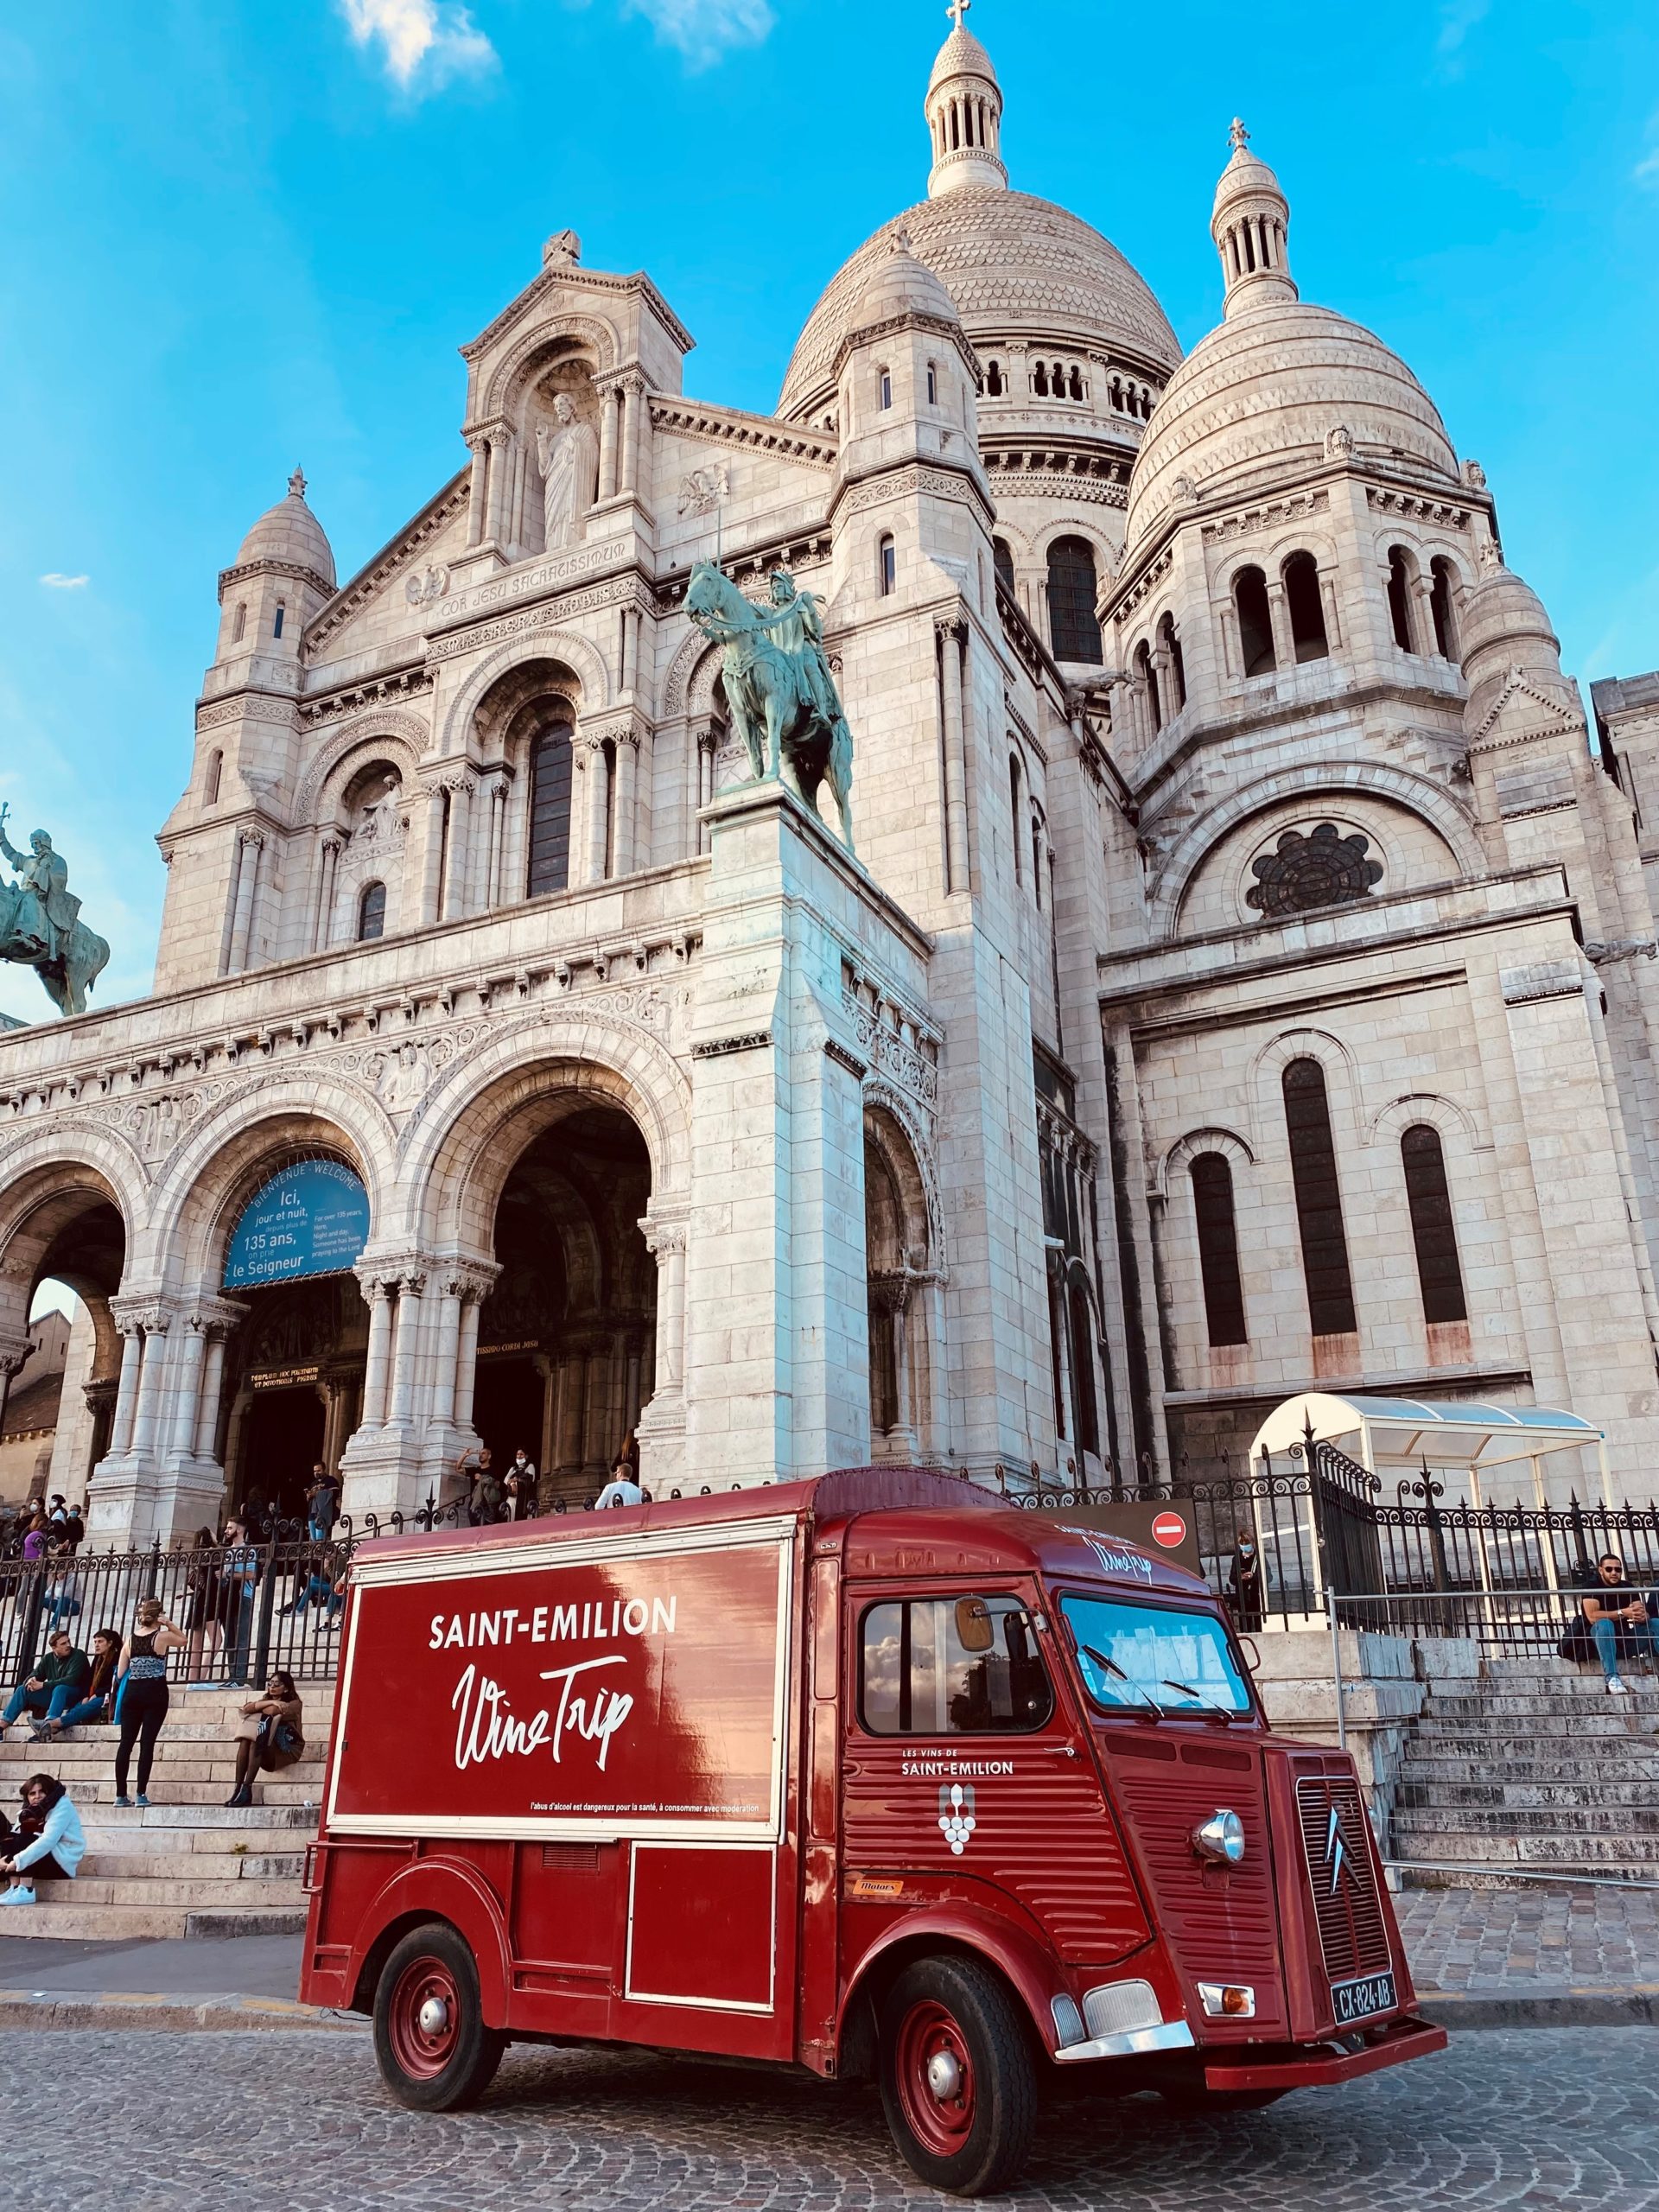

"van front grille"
[1294,1774,1391,1984]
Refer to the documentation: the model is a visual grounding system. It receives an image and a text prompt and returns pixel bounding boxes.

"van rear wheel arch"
[372,1920,507,2113]
[839,1928,1052,2077]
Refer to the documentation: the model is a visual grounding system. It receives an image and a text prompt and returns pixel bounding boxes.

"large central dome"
[777,22,1178,426]
[778,189,1180,423]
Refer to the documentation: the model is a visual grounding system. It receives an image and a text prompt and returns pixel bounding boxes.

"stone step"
[1395,1803,1652,1838]
[1392,1821,1659,1869]
[1414,1716,1659,1743]
[1394,1779,1658,1810]
[78,1821,308,1855]
[0,1758,329,1789]
[49,1875,303,1910]
[62,1781,325,1808]
[1398,1864,1659,1893]
[86,1852,304,1884]
[79,1802,317,1833]
[1424,1689,1659,1717]
[0,1901,308,1942]
[0,1722,334,1748]
[1400,1751,1659,1783]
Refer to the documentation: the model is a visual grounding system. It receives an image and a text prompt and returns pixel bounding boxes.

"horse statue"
[685,563,855,851]
[0,808,111,1017]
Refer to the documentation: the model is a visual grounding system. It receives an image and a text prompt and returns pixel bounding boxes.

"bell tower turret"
[1211,120,1299,319]
[925,2,1007,199]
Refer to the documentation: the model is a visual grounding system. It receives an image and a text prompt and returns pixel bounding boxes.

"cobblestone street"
[3,2027,1655,2210]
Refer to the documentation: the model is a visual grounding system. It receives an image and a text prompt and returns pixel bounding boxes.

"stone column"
[597,382,620,503]
[194,1329,229,1459]
[442,774,474,920]
[359,1279,395,1430]
[419,785,447,927]
[313,836,342,951]
[109,1325,143,1458]
[642,1219,688,1389]
[620,374,645,499]
[430,1278,465,1428]
[466,435,489,547]
[130,1313,170,1458]
[454,1288,484,1433]
[938,616,970,893]
[226,830,264,974]
[1266,579,1294,671]
[172,1320,209,1457]
[486,429,512,546]
[612,725,639,879]
[386,1273,425,1430]
[484,775,510,910]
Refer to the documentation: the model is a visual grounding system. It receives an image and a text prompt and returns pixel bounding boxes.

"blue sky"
[0,0,1656,1021]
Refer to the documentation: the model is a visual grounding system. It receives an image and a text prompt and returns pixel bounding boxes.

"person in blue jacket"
[0,1772,86,1905]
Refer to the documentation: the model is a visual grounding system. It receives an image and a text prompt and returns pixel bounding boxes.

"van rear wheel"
[879,1957,1037,2196]
[374,1923,506,2113]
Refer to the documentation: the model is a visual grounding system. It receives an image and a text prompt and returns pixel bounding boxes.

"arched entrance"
[864,1106,939,1465]
[473,1105,655,1504]
[0,1178,126,1506]
[215,1154,372,1525]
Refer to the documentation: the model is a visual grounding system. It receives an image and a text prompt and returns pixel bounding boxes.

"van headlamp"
[1192,1808,1246,1866]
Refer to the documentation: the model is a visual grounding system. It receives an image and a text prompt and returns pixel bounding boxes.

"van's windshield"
[1060,1594,1251,1719]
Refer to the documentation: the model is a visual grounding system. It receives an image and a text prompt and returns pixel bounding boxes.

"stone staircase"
[1391,1657,1659,1889]
[0,1681,332,1939]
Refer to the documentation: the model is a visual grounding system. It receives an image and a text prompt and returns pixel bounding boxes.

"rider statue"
[749,570,842,730]
[0,808,79,966]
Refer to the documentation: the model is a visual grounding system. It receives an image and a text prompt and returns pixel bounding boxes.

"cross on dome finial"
[1230,118,1249,151]
[288,466,308,499]
[946,0,971,28]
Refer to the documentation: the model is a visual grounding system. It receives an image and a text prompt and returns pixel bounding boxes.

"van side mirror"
[1239,1637,1262,1677]
[955,1598,995,1654]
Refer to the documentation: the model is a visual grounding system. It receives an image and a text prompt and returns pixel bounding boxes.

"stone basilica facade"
[6,20,1659,1545]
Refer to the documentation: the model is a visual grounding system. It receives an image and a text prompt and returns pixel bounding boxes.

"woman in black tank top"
[115,1599,184,1808]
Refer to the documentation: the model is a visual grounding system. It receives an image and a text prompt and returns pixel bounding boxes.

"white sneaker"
[1607,1675,1630,1695]
[0,1886,35,1906]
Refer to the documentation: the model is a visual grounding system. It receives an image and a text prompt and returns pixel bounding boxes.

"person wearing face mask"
[1227,1529,1265,1633]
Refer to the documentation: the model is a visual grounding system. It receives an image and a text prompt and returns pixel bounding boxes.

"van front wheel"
[879,1957,1037,2196]
[373,1923,506,2112]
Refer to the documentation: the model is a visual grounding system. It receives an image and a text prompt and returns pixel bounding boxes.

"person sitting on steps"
[1581,1553,1659,1696]
[0,1629,90,1738]
[0,1772,86,1908]
[33,1626,122,1740]
[227,1670,305,1808]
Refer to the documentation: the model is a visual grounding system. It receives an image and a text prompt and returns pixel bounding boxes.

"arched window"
[1283,550,1330,662]
[878,533,897,597]
[1156,613,1186,714]
[1387,546,1418,652]
[1190,1152,1248,1346]
[356,880,387,943]
[926,362,938,406]
[526,722,575,898]
[1430,557,1460,660]
[1235,566,1276,677]
[1282,1058,1357,1338]
[1009,755,1024,883]
[1031,810,1045,909]
[204,748,223,806]
[1068,1280,1100,1454]
[1033,361,1050,397]
[1134,639,1163,734]
[231,604,247,646]
[986,359,1004,397]
[878,368,893,412]
[1109,375,1122,410]
[272,603,286,640]
[993,537,1016,595]
[1046,536,1103,664]
[1402,1124,1468,1325]
[1068,365,1084,402]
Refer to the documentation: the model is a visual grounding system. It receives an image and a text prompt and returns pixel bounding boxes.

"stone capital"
[186,1296,249,1338]
[639,1208,689,1259]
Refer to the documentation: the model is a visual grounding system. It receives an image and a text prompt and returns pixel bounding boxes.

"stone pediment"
[1469,668,1583,751]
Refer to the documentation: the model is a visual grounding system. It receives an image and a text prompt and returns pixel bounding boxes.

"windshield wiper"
[1081,1644,1161,1721]
[1160,1678,1240,1726]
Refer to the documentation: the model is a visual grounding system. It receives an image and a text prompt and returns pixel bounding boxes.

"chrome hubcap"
[926,2050,963,2101]
[417,1996,450,2037]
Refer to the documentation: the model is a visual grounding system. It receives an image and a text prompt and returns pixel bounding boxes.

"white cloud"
[338,0,498,90]
[621,0,774,68]
[1637,142,1659,188]
[39,574,89,590]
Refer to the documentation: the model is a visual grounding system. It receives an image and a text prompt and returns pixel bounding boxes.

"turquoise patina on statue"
[0,805,111,1017]
[685,563,855,849]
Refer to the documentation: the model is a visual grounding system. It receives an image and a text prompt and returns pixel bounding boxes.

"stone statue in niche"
[1246,823,1383,920]
[536,393,601,551]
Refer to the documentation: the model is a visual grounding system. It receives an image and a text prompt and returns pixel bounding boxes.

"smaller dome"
[234,467,335,588]
[929,25,997,93]
[1212,121,1288,228]
[850,228,963,334]
[1459,561,1560,676]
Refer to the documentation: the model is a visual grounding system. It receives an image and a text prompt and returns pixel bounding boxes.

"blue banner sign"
[222,1160,371,1291]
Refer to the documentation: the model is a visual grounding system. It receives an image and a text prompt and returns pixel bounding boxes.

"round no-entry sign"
[1151,1511,1188,1549]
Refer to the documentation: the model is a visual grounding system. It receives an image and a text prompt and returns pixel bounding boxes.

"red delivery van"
[301,1467,1444,2196]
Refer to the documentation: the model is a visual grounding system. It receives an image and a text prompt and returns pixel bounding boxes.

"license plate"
[1331,1970,1395,2024]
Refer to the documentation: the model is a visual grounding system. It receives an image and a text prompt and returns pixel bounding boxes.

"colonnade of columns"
[462,370,651,561]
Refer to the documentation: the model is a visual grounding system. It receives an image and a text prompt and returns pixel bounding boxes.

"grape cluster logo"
[938,1782,977,1855]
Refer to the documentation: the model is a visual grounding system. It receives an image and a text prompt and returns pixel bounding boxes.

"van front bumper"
[1203,2016,1448,2093]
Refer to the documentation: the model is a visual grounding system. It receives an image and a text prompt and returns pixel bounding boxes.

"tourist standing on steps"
[505,1449,537,1522]
[0,1773,85,1908]
[227,1670,305,1808]
[114,1596,185,1808]
[217,1517,263,1685]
